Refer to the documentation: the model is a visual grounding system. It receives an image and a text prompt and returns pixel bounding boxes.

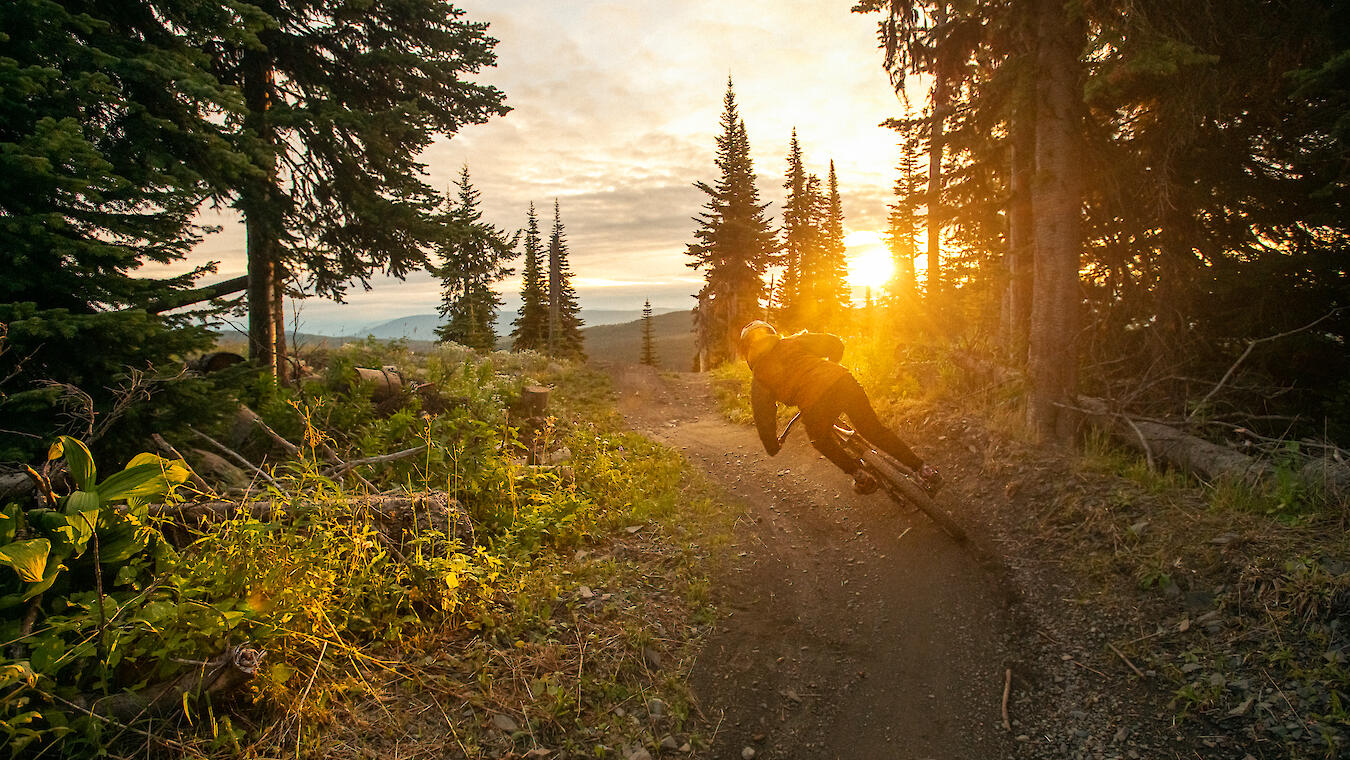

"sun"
[844,231,894,290]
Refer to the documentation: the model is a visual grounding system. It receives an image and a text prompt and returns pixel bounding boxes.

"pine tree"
[640,300,659,367]
[512,203,550,351]
[778,129,811,328]
[818,161,852,323]
[688,79,776,367]
[434,166,518,351]
[547,201,585,359]
[209,0,510,375]
[885,132,925,307]
[0,0,240,459]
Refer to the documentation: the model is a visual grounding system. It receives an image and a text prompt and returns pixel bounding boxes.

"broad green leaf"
[94,519,152,564]
[58,436,96,491]
[98,459,185,503]
[63,490,100,514]
[19,557,63,601]
[47,439,63,461]
[0,539,51,583]
[0,504,20,545]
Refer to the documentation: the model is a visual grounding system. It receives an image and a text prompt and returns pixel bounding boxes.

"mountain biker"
[738,320,942,496]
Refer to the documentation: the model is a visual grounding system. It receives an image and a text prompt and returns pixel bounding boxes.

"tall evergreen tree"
[512,202,549,351]
[208,0,510,376]
[434,166,517,351]
[546,201,585,358]
[0,0,242,459]
[818,161,852,322]
[885,133,925,306]
[688,78,776,367]
[640,299,658,367]
[778,129,811,328]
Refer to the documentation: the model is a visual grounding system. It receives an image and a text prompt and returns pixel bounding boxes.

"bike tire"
[839,431,967,543]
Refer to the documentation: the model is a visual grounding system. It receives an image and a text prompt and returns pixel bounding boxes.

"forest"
[1,0,1348,757]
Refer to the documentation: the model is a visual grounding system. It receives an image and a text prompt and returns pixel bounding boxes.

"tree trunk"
[245,215,276,373]
[1004,78,1036,363]
[548,246,561,354]
[1026,0,1085,442]
[271,262,288,382]
[926,29,947,302]
[241,50,283,378]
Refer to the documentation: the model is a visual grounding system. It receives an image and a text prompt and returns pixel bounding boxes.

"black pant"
[801,375,924,474]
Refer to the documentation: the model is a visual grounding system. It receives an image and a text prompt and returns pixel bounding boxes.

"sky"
[174,0,919,335]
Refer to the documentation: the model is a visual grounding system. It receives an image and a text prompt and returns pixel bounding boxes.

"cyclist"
[738,320,942,496]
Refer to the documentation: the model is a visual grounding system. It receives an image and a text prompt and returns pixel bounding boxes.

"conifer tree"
[778,129,812,328]
[818,161,852,322]
[885,134,925,305]
[512,203,549,351]
[546,201,585,359]
[640,299,659,367]
[688,79,776,366]
[210,0,510,375]
[434,166,517,351]
[0,0,241,458]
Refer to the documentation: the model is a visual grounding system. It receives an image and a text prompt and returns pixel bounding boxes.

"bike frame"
[777,412,966,542]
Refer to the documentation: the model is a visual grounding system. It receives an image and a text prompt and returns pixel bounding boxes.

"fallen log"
[1077,398,1277,486]
[151,492,475,549]
[947,350,1350,501]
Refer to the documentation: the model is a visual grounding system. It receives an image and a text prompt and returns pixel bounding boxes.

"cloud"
[160,0,915,331]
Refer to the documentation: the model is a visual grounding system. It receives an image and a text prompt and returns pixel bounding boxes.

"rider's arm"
[750,379,781,456]
[794,332,845,363]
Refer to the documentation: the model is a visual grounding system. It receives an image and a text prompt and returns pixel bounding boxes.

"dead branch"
[151,434,215,496]
[1188,309,1343,423]
[1001,667,1012,731]
[188,426,282,491]
[325,445,427,477]
[1108,642,1146,679]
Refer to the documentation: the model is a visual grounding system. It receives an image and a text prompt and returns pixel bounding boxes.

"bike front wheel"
[856,446,967,543]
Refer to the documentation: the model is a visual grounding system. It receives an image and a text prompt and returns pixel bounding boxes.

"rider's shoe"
[917,465,943,496]
[852,470,879,495]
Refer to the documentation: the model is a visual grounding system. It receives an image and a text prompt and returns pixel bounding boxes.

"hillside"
[582,309,694,368]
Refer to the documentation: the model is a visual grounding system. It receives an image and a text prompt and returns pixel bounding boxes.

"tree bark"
[245,215,276,373]
[241,50,284,378]
[271,263,288,382]
[1026,0,1085,442]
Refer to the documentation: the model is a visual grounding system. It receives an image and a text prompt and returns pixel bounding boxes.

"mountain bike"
[779,413,967,543]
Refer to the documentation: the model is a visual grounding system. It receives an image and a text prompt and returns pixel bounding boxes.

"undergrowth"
[0,342,732,758]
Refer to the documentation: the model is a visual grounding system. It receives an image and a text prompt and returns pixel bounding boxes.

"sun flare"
[845,231,894,290]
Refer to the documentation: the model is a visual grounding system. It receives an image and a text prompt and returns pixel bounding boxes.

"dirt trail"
[610,365,1017,759]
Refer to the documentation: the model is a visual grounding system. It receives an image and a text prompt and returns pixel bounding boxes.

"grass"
[0,342,736,758]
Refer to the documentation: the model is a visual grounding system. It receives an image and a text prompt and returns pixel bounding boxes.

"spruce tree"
[687,79,776,366]
[512,203,549,351]
[640,299,659,367]
[434,166,517,351]
[546,201,585,359]
[0,0,240,459]
[885,133,925,306]
[817,161,852,323]
[209,0,510,375]
[778,129,811,329]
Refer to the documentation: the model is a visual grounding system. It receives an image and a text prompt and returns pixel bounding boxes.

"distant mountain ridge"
[354,308,682,341]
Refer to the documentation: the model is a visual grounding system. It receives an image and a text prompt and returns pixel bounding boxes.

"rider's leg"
[800,401,862,474]
[833,375,925,470]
